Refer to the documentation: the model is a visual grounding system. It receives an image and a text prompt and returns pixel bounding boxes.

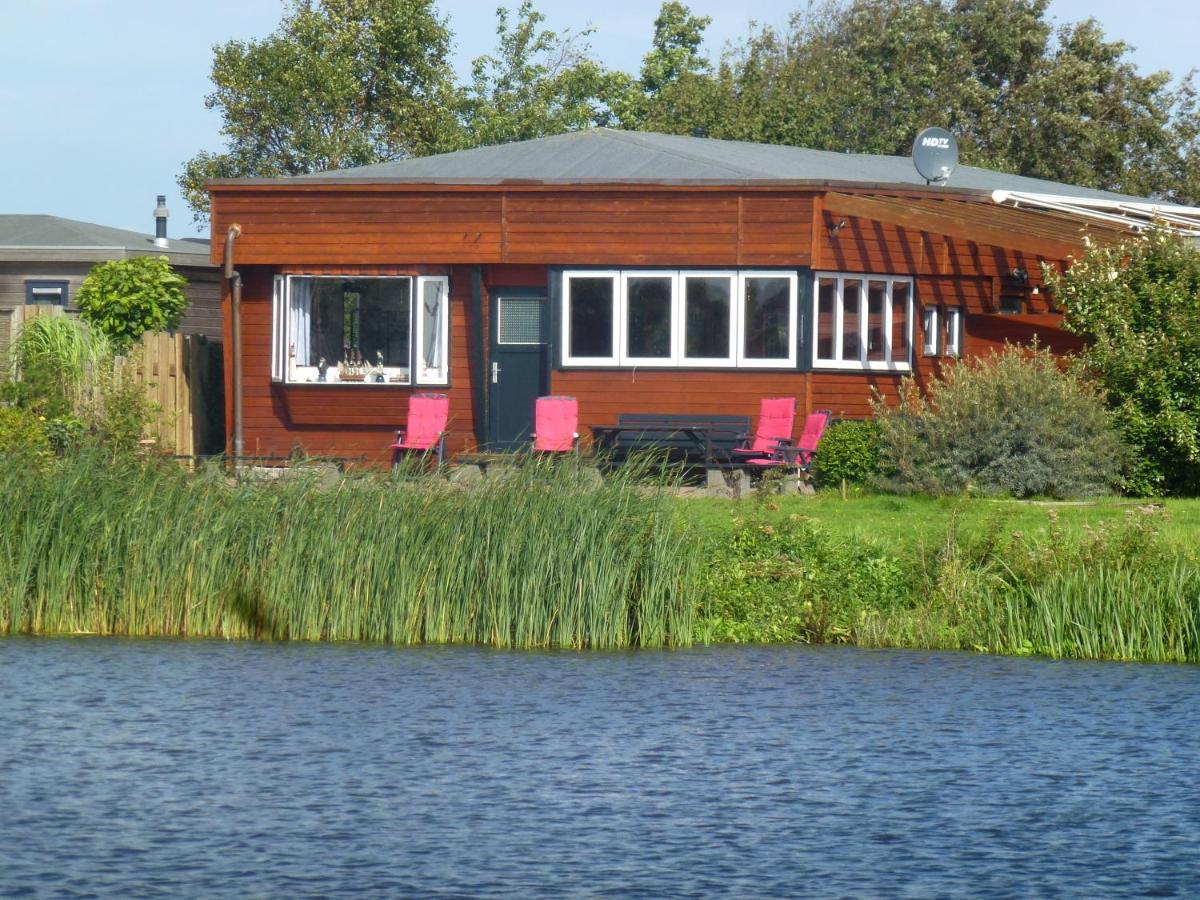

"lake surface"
[1,640,1198,898]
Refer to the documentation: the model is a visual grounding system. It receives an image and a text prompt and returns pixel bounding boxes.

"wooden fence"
[125,331,224,459]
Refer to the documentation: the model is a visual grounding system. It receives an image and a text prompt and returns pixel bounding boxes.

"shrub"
[0,407,51,462]
[700,514,910,643]
[7,316,111,418]
[1047,227,1200,496]
[873,344,1124,498]
[76,256,188,350]
[811,419,881,489]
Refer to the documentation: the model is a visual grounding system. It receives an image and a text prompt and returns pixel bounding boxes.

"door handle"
[491,361,500,383]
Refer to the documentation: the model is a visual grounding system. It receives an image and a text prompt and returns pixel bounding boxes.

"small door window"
[498,297,543,345]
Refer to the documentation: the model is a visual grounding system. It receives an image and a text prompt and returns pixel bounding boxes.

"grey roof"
[267,128,1146,202]
[0,215,212,265]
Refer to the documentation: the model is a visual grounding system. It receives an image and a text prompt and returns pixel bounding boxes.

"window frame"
[811,272,914,372]
[944,306,963,358]
[559,268,799,370]
[25,279,68,306]
[680,270,737,368]
[561,270,620,367]
[737,271,799,369]
[921,304,940,357]
[620,269,680,367]
[273,273,449,387]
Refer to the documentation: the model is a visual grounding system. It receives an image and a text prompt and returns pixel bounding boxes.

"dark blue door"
[488,289,548,450]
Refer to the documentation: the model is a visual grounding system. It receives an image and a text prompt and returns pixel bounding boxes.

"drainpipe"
[224,223,244,458]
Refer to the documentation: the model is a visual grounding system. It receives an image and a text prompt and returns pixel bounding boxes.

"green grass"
[681,490,1200,556]
[0,454,700,648]
[693,489,1200,663]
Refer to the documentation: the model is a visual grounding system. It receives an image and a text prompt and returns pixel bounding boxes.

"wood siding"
[211,188,815,268]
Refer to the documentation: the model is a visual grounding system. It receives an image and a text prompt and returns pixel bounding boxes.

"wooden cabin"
[208,128,1160,464]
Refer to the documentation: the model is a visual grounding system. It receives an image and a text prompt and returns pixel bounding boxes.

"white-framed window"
[921,305,939,356]
[271,274,449,385]
[813,273,913,371]
[944,306,963,357]
[681,271,736,367]
[561,270,619,366]
[560,268,798,369]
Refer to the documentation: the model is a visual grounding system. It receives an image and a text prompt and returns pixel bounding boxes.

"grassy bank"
[3,455,1198,662]
[0,455,699,648]
[695,492,1200,663]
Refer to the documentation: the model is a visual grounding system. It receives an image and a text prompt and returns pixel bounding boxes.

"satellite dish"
[913,127,958,184]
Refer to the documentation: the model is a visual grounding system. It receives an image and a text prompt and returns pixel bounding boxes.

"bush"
[873,345,1124,498]
[0,407,51,462]
[1048,227,1200,496]
[700,514,910,643]
[7,316,111,418]
[811,419,881,489]
[76,256,188,350]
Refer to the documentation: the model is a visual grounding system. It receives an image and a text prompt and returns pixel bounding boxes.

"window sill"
[812,361,912,373]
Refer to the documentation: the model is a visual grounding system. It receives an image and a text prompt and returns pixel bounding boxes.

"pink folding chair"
[531,396,580,453]
[747,409,831,472]
[390,393,449,469]
[733,397,797,461]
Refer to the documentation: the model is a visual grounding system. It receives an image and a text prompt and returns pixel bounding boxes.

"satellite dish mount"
[912,127,959,185]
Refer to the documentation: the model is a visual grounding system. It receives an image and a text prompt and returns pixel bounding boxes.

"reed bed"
[0,454,701,648]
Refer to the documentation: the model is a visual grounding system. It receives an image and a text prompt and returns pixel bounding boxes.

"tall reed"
[0,454,701,648]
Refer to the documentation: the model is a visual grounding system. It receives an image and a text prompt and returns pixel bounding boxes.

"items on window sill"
[372,350,386,383]
[288,343,297,382]
[317,357,329,382]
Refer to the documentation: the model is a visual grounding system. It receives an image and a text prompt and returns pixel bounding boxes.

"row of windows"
[266,270,970,386]
[562,271,799,368]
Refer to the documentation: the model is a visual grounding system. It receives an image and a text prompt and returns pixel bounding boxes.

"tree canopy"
[180,0,1200,221]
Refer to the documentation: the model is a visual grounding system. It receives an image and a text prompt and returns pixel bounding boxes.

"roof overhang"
[0,246,216,267]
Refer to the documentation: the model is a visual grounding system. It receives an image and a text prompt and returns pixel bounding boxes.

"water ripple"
[1,639,1198,897]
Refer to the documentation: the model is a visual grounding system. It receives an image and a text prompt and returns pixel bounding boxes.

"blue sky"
[1,0,1194,238]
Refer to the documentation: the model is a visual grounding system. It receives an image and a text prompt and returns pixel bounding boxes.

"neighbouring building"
[0,200,221,361]
[206,128,1200,464]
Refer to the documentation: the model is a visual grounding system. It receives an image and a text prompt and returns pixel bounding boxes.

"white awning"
[991,190,1200,238]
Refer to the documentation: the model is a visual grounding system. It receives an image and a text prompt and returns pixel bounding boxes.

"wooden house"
[207,128,1193,464]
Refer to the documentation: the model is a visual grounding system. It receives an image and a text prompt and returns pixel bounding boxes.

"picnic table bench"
[589,413,751,467]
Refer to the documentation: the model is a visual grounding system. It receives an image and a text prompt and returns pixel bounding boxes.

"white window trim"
[275,274,448,386]
[560,268,798,369]
[414,275,450,385]
[922,304,940,357]
[620,270,680,367]
[812,272,913,372]
[944,306,963,358]
[737,271,799,368]
[561,270,620,366]
[680,270,737,367]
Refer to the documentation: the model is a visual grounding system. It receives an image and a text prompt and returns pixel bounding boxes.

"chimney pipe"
[153,195,168,247]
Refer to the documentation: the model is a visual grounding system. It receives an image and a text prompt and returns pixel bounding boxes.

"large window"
[560,269,798,368]
[813,273,913,371]
[271,274,449,385]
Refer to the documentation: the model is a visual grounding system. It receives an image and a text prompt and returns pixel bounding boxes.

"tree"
[76,257,189,350]
[460,2,625,147]
[626,0,1200,203]
[1048,228,1200,496]
[178,0,462,221]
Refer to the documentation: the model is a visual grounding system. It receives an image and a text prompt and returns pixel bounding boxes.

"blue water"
[1,640,1198,897]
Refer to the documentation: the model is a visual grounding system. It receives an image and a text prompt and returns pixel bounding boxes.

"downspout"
[224,224,244,458]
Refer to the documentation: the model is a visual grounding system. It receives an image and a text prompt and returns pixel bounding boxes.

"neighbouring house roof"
[0,214,214,266]
[227,127,1149,204]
